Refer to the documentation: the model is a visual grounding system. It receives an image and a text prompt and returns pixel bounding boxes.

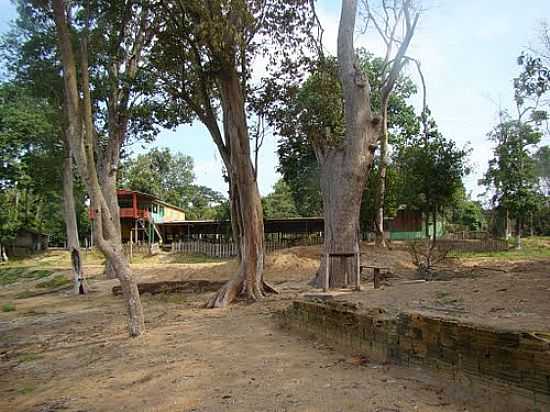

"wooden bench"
[323,252,361,292]
[360,265,391,289]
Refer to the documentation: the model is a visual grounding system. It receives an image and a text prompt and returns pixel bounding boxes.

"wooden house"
[386,207,444,240]
[90,190,186,244]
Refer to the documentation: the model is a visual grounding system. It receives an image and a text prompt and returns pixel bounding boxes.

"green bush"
[2,303,16,312]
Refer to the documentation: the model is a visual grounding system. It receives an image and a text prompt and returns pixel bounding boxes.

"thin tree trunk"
[516,217,522,250]
[432,209,437,246]
[0,244,8,262]
[207,70,274,307]
[229,177,242,261]
[63,139,88,294]
[505,208,511,240]
[374,103,389,248]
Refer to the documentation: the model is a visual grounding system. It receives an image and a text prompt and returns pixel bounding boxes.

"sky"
[1,0,549,198]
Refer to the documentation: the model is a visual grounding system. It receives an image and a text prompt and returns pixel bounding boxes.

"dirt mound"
[265,247,320,281]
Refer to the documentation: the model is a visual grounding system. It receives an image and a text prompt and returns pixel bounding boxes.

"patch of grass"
[0,267,53,286]
[3,248,105,268]
[451,236,550,260]
[17,385,35,395]
[35,274,70,289]
[2,302,15,312]
[14,290,35,299]
[17,353,40,363]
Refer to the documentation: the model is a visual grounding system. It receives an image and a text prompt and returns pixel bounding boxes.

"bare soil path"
[1,276,470,411]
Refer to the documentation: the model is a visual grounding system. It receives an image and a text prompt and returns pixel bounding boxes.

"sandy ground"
[0,243,548,411]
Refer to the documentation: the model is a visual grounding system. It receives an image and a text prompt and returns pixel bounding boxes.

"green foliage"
[395,114,470,225]
[2,303,16,312]
[120,148,195,205]
[481,115,543,222]
[274,52,419,219]
[534,145,550,195]
[262,180,299,218]
[0,83,72,247]
[447,189,487,231]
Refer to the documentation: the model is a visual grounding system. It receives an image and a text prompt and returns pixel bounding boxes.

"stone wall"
[280,300,550,411]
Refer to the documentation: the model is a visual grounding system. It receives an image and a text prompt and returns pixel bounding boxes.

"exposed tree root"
[206,274,278,308]
[262,280,279,295]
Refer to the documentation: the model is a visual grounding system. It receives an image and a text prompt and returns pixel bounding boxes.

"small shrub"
[2,303,15,312]
[407,239,450,280]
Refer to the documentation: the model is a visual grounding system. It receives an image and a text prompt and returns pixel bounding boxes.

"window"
[153,204,158,213]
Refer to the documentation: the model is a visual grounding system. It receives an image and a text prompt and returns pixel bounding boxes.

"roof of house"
[117,189,186,214]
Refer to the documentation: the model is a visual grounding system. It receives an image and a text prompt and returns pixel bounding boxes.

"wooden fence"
[443,231,492,241]
[170,236,322,258]
[122,242,160,257]
[437,238,509,253]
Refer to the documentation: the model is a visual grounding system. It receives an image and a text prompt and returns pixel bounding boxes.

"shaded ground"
[1,240,549,411]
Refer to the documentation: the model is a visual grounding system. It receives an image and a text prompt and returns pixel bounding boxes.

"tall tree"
[482,114,543,248]
[120,148,195,205]
[395,115,470,244]
[310,0,419,287]
[2,2,95,292]
[534,145,550,195]
[51,0,148,336]
[151,0,313,306]
[273,52,418,222]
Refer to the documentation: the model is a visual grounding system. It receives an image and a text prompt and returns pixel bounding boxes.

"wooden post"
[354,252,361,291]
[323,253,330,292]
[342,256,348,288]
[129,229,133,263]
[373,267,381,289]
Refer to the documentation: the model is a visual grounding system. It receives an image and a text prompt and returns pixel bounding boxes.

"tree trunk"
[309,0,380,288]
[312,151,365,287]
[505,208,511,240]
[108,250,145,336]
[0,244,8,262]
[228,177,242,260]
[515,217,522,250]
[374,103,389,248]
[432,209,437,246]
[206,69,274,307]
[53,0,144,337]
[63,140,88,294]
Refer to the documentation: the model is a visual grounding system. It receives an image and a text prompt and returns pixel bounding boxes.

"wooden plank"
[323,253,330,292]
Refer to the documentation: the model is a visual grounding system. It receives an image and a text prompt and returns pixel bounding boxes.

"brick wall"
[279,300,550,411]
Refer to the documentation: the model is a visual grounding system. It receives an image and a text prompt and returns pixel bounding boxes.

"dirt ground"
[1,242,549,411]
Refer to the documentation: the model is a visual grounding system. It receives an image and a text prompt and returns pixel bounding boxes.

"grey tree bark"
[310,0,380,287]
[63,138,88,294]
[53,0,144,337]
[374,103,389,248]
[312,0,418,286]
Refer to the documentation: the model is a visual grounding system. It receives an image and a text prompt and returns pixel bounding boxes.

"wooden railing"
[90,208,150,220]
